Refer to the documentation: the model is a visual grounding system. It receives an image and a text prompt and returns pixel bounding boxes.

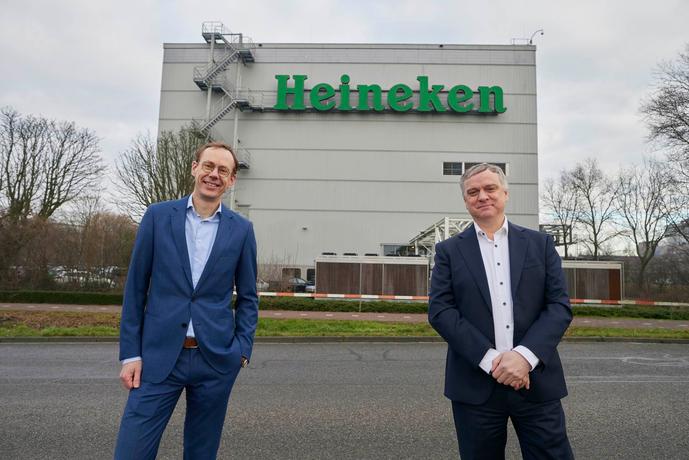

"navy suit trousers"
[114,348,242,460]
[452,384,573,460]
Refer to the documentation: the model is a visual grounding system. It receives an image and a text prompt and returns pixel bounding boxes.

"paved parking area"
[1,342,688,459]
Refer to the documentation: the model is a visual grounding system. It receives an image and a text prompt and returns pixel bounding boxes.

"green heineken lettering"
[274,74,307,110]
[357,84,385,111]
[387,84,413,112]
[310,83,336,111]
[416,76,446,112]
[273,74,506,113]
[447,85,474,112]
[339,74,352,111]
[478,86,506,113]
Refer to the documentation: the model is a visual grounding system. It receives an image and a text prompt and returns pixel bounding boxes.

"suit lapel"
[508,222,528,298]
[171,198,193,289]
[456,225,492,313]
[193,206,234,293]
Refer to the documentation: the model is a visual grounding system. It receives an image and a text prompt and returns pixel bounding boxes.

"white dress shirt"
[474,217,540,374]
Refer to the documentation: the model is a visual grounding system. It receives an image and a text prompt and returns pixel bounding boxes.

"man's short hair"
[460,163,509,196]
[194,141,239,177]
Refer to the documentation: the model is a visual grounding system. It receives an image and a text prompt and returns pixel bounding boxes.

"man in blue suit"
[114,142,258,459]
[429,163,573,459]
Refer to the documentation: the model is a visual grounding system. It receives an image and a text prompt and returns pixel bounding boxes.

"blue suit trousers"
[114,348,242,460]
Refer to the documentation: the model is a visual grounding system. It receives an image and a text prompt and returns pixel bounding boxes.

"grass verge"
[564,327,689,339]
[2,311,688,340]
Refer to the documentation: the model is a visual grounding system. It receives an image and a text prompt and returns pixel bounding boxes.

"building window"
[463,162,507,175]
[443,162,463,175]
[381,243,413,256]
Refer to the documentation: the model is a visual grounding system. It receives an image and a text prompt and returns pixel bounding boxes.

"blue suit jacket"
[428,222,572,404]
[119,196,259,384]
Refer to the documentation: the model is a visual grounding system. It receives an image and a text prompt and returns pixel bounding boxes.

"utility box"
[315,255,429,296]
[561,260,623,300]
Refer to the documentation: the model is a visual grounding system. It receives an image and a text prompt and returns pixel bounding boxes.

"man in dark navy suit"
[114,142,258,459]
[429,163,573,459]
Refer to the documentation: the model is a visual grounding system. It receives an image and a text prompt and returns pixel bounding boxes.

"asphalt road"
[1,342,688,459]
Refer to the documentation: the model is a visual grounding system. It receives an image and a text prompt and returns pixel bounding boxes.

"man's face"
[463,169,508,222]
[191,146,236,201]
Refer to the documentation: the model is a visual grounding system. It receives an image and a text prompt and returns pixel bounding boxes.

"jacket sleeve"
[516,235,572,368]
[233,222,259,361]
[428,242,494,367]
[119,207,154,361]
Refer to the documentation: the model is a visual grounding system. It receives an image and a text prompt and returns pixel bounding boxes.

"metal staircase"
[194,22,260,134]
[408,217,473,264]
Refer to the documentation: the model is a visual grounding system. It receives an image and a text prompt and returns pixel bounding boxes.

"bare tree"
[114,124,206,219]
[0,108,49,219]
[640,44,689,184]
[0,107,104,276]
[615,159,673,292]
[541,174,579,258]
[0,107,104,220]
[568,158,620,259]
[664,178,689,244]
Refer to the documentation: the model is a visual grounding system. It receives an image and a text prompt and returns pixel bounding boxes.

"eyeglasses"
[199,161,232,178]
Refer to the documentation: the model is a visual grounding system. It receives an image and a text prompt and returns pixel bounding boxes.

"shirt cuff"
[121,356,142,365]
[513,346,540,371]
[479,348,501,374]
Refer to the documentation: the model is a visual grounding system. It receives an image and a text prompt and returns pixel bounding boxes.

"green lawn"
[1,311,688,340]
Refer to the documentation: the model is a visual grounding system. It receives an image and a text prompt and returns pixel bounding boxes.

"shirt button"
[495,245,498,248]
[502,302,506,306]
[500,282,504,285]
[497,262,501,266]
[506,325,510,329]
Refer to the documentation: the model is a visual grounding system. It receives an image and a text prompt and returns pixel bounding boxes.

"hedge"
[0,290,123,305]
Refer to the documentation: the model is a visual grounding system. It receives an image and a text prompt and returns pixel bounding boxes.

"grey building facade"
[158,25,538,275]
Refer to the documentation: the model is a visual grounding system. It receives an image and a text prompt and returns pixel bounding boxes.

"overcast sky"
[2,0,687,205]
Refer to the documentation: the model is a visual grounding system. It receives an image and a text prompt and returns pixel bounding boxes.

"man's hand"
[511,374,530,391]
[120,360,142,390]
[491,351,531,388]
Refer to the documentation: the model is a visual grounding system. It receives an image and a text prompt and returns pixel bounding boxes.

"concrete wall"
[159,42,538,269]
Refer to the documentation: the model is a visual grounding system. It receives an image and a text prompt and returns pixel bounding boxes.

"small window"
[443,162,463,175]
[463,162,507,175]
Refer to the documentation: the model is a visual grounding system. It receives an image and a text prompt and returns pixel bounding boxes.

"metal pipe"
[205,33,216,124]
[229,61,242,211]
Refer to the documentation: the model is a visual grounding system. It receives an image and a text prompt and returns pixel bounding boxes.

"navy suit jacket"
[428,222,572,404]
[119,196,259,384]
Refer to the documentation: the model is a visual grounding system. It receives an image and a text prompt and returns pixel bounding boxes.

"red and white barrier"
[256,292,689,307]
[569,298,689,307]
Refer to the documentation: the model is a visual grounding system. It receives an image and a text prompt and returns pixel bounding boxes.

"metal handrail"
[202,21,231,36]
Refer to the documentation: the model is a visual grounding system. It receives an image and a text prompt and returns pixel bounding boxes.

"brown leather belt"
[183,337,198,349]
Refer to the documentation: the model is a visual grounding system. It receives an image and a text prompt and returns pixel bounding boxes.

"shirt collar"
[473,216,509,239]
[187,195,222,220]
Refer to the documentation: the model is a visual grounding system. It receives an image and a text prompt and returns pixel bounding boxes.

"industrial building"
[158,22,539,280]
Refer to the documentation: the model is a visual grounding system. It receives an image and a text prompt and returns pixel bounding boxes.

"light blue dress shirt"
[184,195,221,338]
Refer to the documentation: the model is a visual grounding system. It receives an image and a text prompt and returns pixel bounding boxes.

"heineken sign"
[273,74,506,114]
